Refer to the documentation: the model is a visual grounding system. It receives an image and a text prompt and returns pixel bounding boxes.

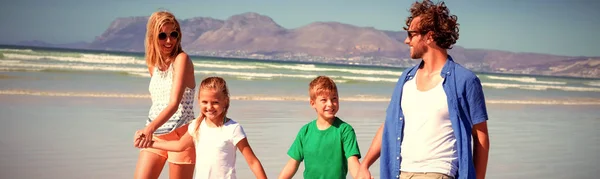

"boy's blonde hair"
[308,76,338,100]
[192,77,230,138]
[145,11,184,68]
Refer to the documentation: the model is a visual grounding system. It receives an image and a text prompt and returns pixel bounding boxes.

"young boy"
[278,76,361,179]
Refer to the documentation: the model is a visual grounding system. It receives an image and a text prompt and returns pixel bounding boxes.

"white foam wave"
[195,70,399,83]
[0,67,44,72]
[0,48,34,53]
[236,76,272,81]
[127,72,150,77]
[2,53,144,65]
[486,75,566,85]
[0,62,147,73]
[483,82,600,92]
[193,63,263,69]
[486,99,600,105]
[195,70,316,79]
[0,60,20,63]
[336,76,399,83]
[2,90,599,105]
[263,64,402,76]
[0,90,149,98]
[585,81,600,87]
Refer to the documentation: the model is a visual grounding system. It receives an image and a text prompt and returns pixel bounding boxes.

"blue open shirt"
[380,56,488,179]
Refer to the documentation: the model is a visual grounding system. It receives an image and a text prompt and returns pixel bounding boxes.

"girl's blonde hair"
[145,11,184,68]
[192,77,231,138]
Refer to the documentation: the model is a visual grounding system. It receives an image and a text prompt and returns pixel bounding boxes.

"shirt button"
[399,117,403,120]
[396,157,400,160]
[396,175,399,178]
[397,137,401,140]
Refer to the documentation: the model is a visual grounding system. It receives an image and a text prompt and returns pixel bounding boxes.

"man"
[356,1,490,179]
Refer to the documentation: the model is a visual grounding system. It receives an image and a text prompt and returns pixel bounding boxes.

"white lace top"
[147,64,195,135]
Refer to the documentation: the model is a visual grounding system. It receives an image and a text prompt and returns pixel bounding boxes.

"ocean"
[0,46,598,178]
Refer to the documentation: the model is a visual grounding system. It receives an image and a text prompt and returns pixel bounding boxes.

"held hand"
[136,127,155,148]
[133,130,145,148]
[356,167,374,179]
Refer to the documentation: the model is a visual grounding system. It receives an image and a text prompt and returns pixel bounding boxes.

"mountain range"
[15,12,600,78]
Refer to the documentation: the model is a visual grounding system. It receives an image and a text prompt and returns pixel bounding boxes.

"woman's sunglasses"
[158,31,179,40]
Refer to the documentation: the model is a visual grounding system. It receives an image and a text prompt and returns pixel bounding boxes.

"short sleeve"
[232,124,247,145]
[467,77,489,125]
[187,120,198,136]
[287,127,305,162]
[342,126,361,159]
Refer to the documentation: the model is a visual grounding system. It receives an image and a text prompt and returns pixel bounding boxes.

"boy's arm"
[473,121,490,179]
[356,124,383,179]
[347,156,360,178]
[278,158,301,179]
[236,138,267,179]
[136,132,194,152]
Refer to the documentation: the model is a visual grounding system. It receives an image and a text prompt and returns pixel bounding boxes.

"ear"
[309,99,315,108]
[426,32,434,44]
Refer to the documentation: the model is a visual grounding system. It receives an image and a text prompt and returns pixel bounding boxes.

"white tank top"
[399,72,458,177]
[147,64,195,135]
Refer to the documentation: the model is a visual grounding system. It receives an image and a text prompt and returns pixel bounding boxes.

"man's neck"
[420,49,448,73]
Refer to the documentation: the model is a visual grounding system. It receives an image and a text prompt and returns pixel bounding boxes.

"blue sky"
[1,0,599,57]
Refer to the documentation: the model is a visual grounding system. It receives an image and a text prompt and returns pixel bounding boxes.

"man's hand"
[355,166,374,179]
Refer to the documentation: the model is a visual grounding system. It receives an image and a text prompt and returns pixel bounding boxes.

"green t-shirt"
[287,117,361,179]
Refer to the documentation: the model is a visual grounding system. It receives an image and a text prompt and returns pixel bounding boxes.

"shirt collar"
[406,55,454,80]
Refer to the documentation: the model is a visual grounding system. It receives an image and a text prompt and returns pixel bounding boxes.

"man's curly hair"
[404,0,459,49]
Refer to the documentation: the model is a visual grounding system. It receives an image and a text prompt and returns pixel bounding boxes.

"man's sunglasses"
[407,30,427,39]
[158,31,179,40]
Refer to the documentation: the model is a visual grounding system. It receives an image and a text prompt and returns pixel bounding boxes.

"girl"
[134,11,196,179]
[136,77,267,179]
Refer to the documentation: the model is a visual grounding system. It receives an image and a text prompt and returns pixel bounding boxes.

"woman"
[134,11,196,179]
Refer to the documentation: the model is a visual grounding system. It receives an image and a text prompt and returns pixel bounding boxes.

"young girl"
[136,77,267,179]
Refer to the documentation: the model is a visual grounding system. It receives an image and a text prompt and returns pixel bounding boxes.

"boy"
[278,76,361,179]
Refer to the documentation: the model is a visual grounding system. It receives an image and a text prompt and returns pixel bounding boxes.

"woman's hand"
[140,127,156,148]
[133,127,155,148]
[133,130,145,148]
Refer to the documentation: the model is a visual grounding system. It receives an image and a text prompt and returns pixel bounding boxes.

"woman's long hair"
[144,11,184,69]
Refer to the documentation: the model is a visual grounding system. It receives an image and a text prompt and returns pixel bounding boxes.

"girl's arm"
[236,138,267,179]
[136,131,194,152]
[278,158,300,179]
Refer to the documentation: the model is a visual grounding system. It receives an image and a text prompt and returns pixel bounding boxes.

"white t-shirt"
[399,74,458,177]
[188,118,247,179]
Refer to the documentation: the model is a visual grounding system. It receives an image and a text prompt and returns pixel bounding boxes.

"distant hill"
[15,12,600,78]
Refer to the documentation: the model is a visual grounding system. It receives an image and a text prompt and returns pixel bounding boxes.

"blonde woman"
[133,11,196,179]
